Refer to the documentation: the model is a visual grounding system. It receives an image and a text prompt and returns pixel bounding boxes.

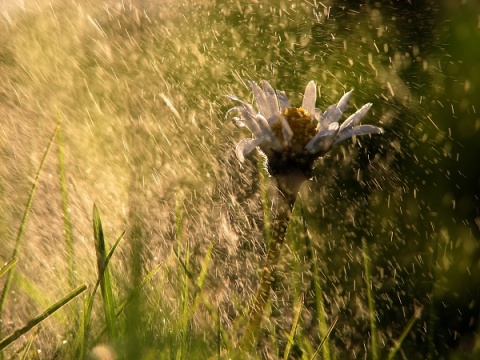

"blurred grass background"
[0,0,479,358]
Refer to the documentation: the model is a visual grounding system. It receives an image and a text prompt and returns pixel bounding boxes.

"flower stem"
[239,175,298,350]
[362,238,379,360]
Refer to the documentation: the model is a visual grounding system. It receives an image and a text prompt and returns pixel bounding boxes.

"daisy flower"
[226,80,383,184]
[226,81,383,345]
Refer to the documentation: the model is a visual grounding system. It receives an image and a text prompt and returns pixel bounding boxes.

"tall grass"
[362,238,379,360]
[56,122,76,289]
[0,124,59,340]
[0,284,87,352]
[0,133,436,358]
[93,204,119,342]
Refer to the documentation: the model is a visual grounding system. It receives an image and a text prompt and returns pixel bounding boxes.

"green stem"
[57,124,76,289]
[362,238,378,360]
[0,124,59,340]
[240,178,296,350]
[300,199,330,360]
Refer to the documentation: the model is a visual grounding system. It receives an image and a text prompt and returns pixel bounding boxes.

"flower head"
[226,80,383,181]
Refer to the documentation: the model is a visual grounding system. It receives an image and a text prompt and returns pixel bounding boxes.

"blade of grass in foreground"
[173,248,232,353]
[282,293,304,360]
[0,124,59,339]
[19,333,36,360]
[0,258,17,278]
[93,263,163,343]
[75,230,125,359]
[387,307,422,360]
[57,123,76,288]
[299,198,331,360]
[93,204,118,342]
[310,316,339,360]
[362,238,379,360]
[0,284,87,351]
[183,242,214,321]
[174,193,190,360]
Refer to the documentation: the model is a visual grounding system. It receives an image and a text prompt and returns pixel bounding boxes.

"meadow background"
[0,0,479,359]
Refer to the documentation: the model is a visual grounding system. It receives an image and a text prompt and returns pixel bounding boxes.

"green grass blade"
[178,239,190,360]
[72,293,90,360]
[310,316,339,360]
[299,198,331,360]
[174,194,189,360]
[387,307,423,360]
[195,242,213,290]
[172,244,232,353]
[362,238,379,360]
[181,242,214,321]
[93,263,163,343]
[428,234,440,360]
[0,284,87,351]
[19,333,36,360]
[104,230,126,272]
[93,204,118,342]
[56,123,76,288]
[115,263,163,317]
[283,293,304,360]
[0,258,17,278]
[75,230,125,358]
[0,124,59,338]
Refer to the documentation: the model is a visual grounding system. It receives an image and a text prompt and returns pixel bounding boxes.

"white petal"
[226,107,249,128]
[255,114,283,150]
[235,138,263,162]
[255,114,278,141]
[336,90,353,113]
[302,80,316,117]
[334,125,383,144]
[236,107,262,138]
[339,103,372,132]
[225,95,254,111]
[305,122,339,153]
[317,104,342,131]
[261,80,280,120]
[276,90,291,112]
[316,90,354,131]
[249,81,271,119]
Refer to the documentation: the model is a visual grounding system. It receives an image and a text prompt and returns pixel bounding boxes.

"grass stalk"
[173,246,232,353]
[299,199,331,360]
[310,316,339,360]
[175,194,190,360]
[19,333,36,360]
[93,204,118,342]
[387,307,422,360]
[0,284,87,351]
[75,229,125,358]
[239,181,295,350]
[282,293,304,360]
[93,262,163,343]
[183,242,214,320]
[362,238,378,360]
[56,123,76,288]
[0,258,17,278]
[0,124,59,340]
[427,233,439,360]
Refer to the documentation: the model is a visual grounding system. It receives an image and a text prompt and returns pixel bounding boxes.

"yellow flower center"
[271,107,317,152]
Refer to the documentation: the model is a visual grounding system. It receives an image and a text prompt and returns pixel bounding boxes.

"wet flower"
[226,81,383,345]
[226,80,383,184]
